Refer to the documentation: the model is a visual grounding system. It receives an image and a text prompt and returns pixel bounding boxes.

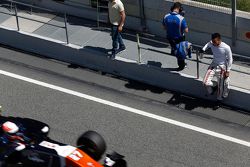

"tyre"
[77,131,106,161]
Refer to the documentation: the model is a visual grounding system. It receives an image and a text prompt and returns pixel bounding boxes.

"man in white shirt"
[108,0,126,59]
[201,33,233,103]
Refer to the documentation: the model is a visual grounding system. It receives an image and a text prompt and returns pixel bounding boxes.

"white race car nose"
[104,157,116,166]
[41,126,49,133]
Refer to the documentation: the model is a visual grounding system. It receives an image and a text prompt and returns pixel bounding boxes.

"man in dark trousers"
[162,2,189,70]
[108,0,126,59]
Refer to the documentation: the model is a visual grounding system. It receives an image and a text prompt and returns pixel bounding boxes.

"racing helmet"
[2,121,19,134]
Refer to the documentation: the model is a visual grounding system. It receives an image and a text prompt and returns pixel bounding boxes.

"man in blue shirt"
[163,2,189,70]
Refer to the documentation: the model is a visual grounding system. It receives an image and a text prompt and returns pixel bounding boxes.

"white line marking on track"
[0,69,250,147]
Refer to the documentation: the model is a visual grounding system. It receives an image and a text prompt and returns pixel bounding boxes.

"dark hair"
[171,2,182,12]
[211,33,221,40]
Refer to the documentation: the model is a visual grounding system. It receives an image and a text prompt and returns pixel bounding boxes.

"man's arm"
[118,10,126,32]
[162,22,167,30]
[199,42,211,59]
[162,16,167,30]
[226,46,233,71]
[181,18,188,33]
[202,41,212,52]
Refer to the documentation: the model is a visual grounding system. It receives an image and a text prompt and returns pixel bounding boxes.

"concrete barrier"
[0,26,249,111]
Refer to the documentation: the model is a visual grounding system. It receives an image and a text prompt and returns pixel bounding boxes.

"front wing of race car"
[39,140,103,167]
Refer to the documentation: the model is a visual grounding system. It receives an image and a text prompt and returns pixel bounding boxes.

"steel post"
[137,34,142,64]
[138,0,146,31]
[64,13,69,44]
[97,0,99,27]
[196,50,200,79]
[231,0,237,46]
[14,5,20,31]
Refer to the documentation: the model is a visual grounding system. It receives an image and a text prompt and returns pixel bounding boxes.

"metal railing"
[96,0,108,28]
[179,0,237,47]
[0,0,248,81]
[135,32,250,80]
[191,0,250,12]
[136,33,201,79]
[0,0,69,44]
[191,0,231,8]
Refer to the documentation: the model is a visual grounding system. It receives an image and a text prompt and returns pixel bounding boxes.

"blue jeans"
[111,25,125,52]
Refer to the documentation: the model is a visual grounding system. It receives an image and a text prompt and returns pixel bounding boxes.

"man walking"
[108,0,126,59]
[162,2,189,70]
[201,33,233,106]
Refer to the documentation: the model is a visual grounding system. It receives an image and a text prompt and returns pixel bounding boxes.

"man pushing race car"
[199,33,233,108]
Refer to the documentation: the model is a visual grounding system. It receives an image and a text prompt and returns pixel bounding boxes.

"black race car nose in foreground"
[0,114,126,167]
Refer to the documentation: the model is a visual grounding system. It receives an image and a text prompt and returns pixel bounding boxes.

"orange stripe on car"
[66,148,103,167]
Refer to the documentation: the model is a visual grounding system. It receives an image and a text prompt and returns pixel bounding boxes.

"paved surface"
[0,45,250,166]
[0,5,250,166]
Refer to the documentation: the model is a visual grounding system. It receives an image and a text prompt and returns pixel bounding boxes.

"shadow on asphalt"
[124,80,220,111]
[125,80,165,94]
[167,93,219,111]
[124,79,249,113]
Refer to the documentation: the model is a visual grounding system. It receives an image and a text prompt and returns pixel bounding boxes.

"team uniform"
[202,41,233,100]
[162,12,188,69]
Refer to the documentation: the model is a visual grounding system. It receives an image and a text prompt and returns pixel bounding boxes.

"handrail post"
[10,1,13,11]
[136,34,142,64]
[14,4,20,31]
[196,50,200,79]
[30,5,33,15]
[96,0,99,27]
[64,13,69,45]
[231,0,237,46]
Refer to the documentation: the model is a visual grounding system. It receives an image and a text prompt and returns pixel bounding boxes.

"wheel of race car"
[77,131,106,161]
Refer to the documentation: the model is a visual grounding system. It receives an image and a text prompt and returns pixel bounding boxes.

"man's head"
[171,2,182,13]
[211,33,222,46]
[2,121,19,134]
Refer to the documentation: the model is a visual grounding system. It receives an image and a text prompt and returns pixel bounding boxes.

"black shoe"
[171,49,175,56]
[117,46,126,53]
[111,51,116,60]
[213,100,221,110]
[177,64,186,71]
[211,85,218,95]
[110,48,118,59]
